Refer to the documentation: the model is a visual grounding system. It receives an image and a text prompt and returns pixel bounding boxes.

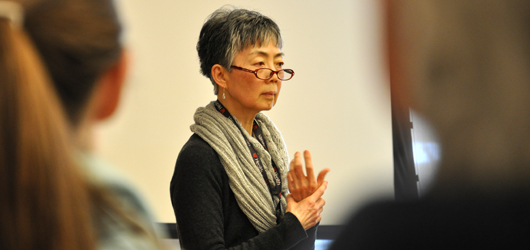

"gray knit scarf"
[190,101,289,233]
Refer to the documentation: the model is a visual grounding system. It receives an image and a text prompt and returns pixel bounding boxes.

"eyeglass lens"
[257,69,293,80]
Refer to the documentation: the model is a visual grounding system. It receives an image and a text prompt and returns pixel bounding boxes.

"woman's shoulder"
[179,134,216,156]
[175,133,224,174]
[81,153,158,216]
[80,154,165,249]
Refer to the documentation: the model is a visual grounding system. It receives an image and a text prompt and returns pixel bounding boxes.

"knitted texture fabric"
[190,101,289,233]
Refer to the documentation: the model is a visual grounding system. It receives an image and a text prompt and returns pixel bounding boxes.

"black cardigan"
[170,134,317,250]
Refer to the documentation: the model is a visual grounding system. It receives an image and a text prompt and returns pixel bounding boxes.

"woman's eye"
[255,62,265,66]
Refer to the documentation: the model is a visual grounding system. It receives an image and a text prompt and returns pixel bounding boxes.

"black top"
[329,191,530,249]
[170,134,317,250]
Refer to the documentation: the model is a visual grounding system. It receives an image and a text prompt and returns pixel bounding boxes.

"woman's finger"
[317,168,331,187]
[310,181,328,200]
[289,155,301,186]
[292,151,305,180]
[288,171,301,201]
[292,152,312,199]
[304,150,317,189]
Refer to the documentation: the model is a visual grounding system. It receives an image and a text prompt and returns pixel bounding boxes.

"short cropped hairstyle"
[197,6,283,94]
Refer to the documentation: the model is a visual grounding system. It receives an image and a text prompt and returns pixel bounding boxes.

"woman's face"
[225,42,284,116]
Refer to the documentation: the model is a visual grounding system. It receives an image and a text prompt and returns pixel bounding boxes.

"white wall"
[95,0,393,225]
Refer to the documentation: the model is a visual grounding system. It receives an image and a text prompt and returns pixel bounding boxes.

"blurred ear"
[211,64,228,92]
[93,49,128,121]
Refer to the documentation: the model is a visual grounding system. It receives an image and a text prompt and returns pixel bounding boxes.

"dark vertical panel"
[391,96,419,201]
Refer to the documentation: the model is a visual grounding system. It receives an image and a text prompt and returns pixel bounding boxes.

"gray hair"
[197,6,283,94]
[393,0,530,193]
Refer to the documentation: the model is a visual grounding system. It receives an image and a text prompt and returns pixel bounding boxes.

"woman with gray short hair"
[170,6,329,250]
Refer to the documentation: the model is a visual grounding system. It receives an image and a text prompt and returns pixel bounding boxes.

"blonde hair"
[0,1,163,249]
[0,19,96,250]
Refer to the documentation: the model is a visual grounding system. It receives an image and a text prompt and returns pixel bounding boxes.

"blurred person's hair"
[0,0,157,249]
[23,0,122,126]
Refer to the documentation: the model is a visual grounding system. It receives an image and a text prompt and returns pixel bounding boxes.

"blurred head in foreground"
[329,1,530,249]
[0,0,160,249]
[389,0,530,196]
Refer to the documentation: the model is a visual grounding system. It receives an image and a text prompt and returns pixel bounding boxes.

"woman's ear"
[92,49,128,121]
[211,64,228,91]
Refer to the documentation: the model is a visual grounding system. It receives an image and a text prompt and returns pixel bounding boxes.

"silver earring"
[223,89,226,99]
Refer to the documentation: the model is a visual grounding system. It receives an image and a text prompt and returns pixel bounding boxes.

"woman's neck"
[218,98,256,135]
[73,118,96,152]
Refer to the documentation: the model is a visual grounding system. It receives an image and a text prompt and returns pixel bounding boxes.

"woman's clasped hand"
[287,150,330,229]
[288,150,330,201]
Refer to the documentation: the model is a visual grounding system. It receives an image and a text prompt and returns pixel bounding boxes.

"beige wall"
[95,0,393,225]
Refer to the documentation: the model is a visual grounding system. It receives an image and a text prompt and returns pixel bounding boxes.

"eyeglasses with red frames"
[231,65,295,81]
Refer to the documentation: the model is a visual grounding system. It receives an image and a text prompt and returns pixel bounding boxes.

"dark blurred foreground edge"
[160,223,343,240]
